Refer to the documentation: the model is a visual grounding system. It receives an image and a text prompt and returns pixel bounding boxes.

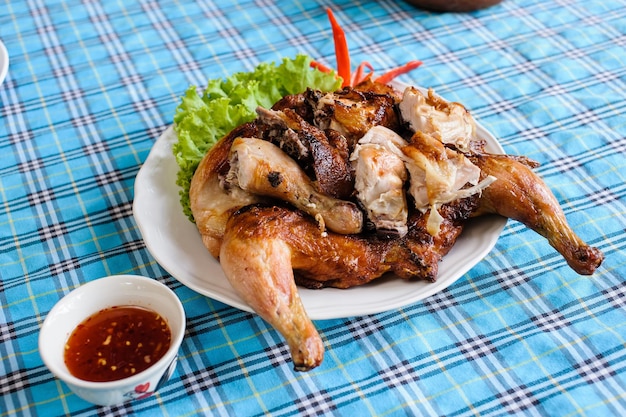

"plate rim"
[0,39,9,86]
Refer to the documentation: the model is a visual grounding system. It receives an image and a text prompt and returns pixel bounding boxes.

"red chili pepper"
[310,60,333,73]
[321,10,422,87]
[326,8,352,87]
[374,60,423,85]
[351,61,374,86]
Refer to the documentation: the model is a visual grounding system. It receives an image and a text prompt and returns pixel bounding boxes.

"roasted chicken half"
[189,81,604,371]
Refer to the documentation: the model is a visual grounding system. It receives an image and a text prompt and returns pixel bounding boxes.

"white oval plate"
[133,87,506,320]
[0,40,9,86]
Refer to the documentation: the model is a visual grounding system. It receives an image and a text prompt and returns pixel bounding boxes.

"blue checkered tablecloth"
[1,0,625,415]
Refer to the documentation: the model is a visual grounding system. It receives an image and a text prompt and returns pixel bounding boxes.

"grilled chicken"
[219,206,325,371]
[306,85,400,143]
[470,153,604,275]
[399,86,478,152]
[351,124,494,236]
[189,122,262,257]
[218,200,474,370]
[351,126,409,236]
[188,82,604,371]
[402,131,496,235]
[255,106,354,199]
[227,136,363,235]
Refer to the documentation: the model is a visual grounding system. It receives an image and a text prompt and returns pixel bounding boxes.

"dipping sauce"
[64,305,171,382]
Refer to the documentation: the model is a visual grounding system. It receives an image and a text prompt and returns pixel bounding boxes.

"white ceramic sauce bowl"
[39,274,186,406]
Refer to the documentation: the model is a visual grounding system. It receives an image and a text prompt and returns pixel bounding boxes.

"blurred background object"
[404,0,503,12]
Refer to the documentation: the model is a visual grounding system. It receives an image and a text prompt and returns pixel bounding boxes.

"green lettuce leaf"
[172,54,342,222]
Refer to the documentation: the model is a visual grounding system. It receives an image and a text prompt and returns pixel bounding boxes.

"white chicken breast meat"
[399,86,477,152]
[350,126,409,237]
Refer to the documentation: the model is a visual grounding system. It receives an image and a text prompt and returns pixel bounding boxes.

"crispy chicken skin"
[189,122,262,257]
[218,201,472,370]
[219,202,474,288]
[470,153,604,275]
[189,82,604,371]
[219,206,325,371]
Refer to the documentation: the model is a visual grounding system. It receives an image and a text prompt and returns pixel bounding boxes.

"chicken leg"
[471,153,604,275]
[219,206,325,371]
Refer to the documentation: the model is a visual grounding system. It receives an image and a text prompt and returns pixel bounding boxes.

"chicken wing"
[256,106,354,199]
[226,136,363,234]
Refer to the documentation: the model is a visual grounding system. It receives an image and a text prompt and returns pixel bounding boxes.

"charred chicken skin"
[189,80,604,371]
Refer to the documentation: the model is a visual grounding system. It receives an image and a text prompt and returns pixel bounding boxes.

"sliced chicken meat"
[399,86,478,152]
[402,131,496,235]
[350,126,409,237]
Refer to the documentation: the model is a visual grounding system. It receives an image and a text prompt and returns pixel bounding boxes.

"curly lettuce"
[172,54,342,222]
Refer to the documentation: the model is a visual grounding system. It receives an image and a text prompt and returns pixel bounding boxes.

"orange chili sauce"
[64,305,171,382]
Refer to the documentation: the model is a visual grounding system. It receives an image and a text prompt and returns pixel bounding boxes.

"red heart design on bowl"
[135,382,150,393]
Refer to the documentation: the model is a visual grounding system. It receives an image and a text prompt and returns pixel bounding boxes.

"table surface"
[2,0,625,416]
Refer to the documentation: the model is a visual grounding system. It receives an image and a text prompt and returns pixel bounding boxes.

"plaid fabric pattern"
[1,0,626,415]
